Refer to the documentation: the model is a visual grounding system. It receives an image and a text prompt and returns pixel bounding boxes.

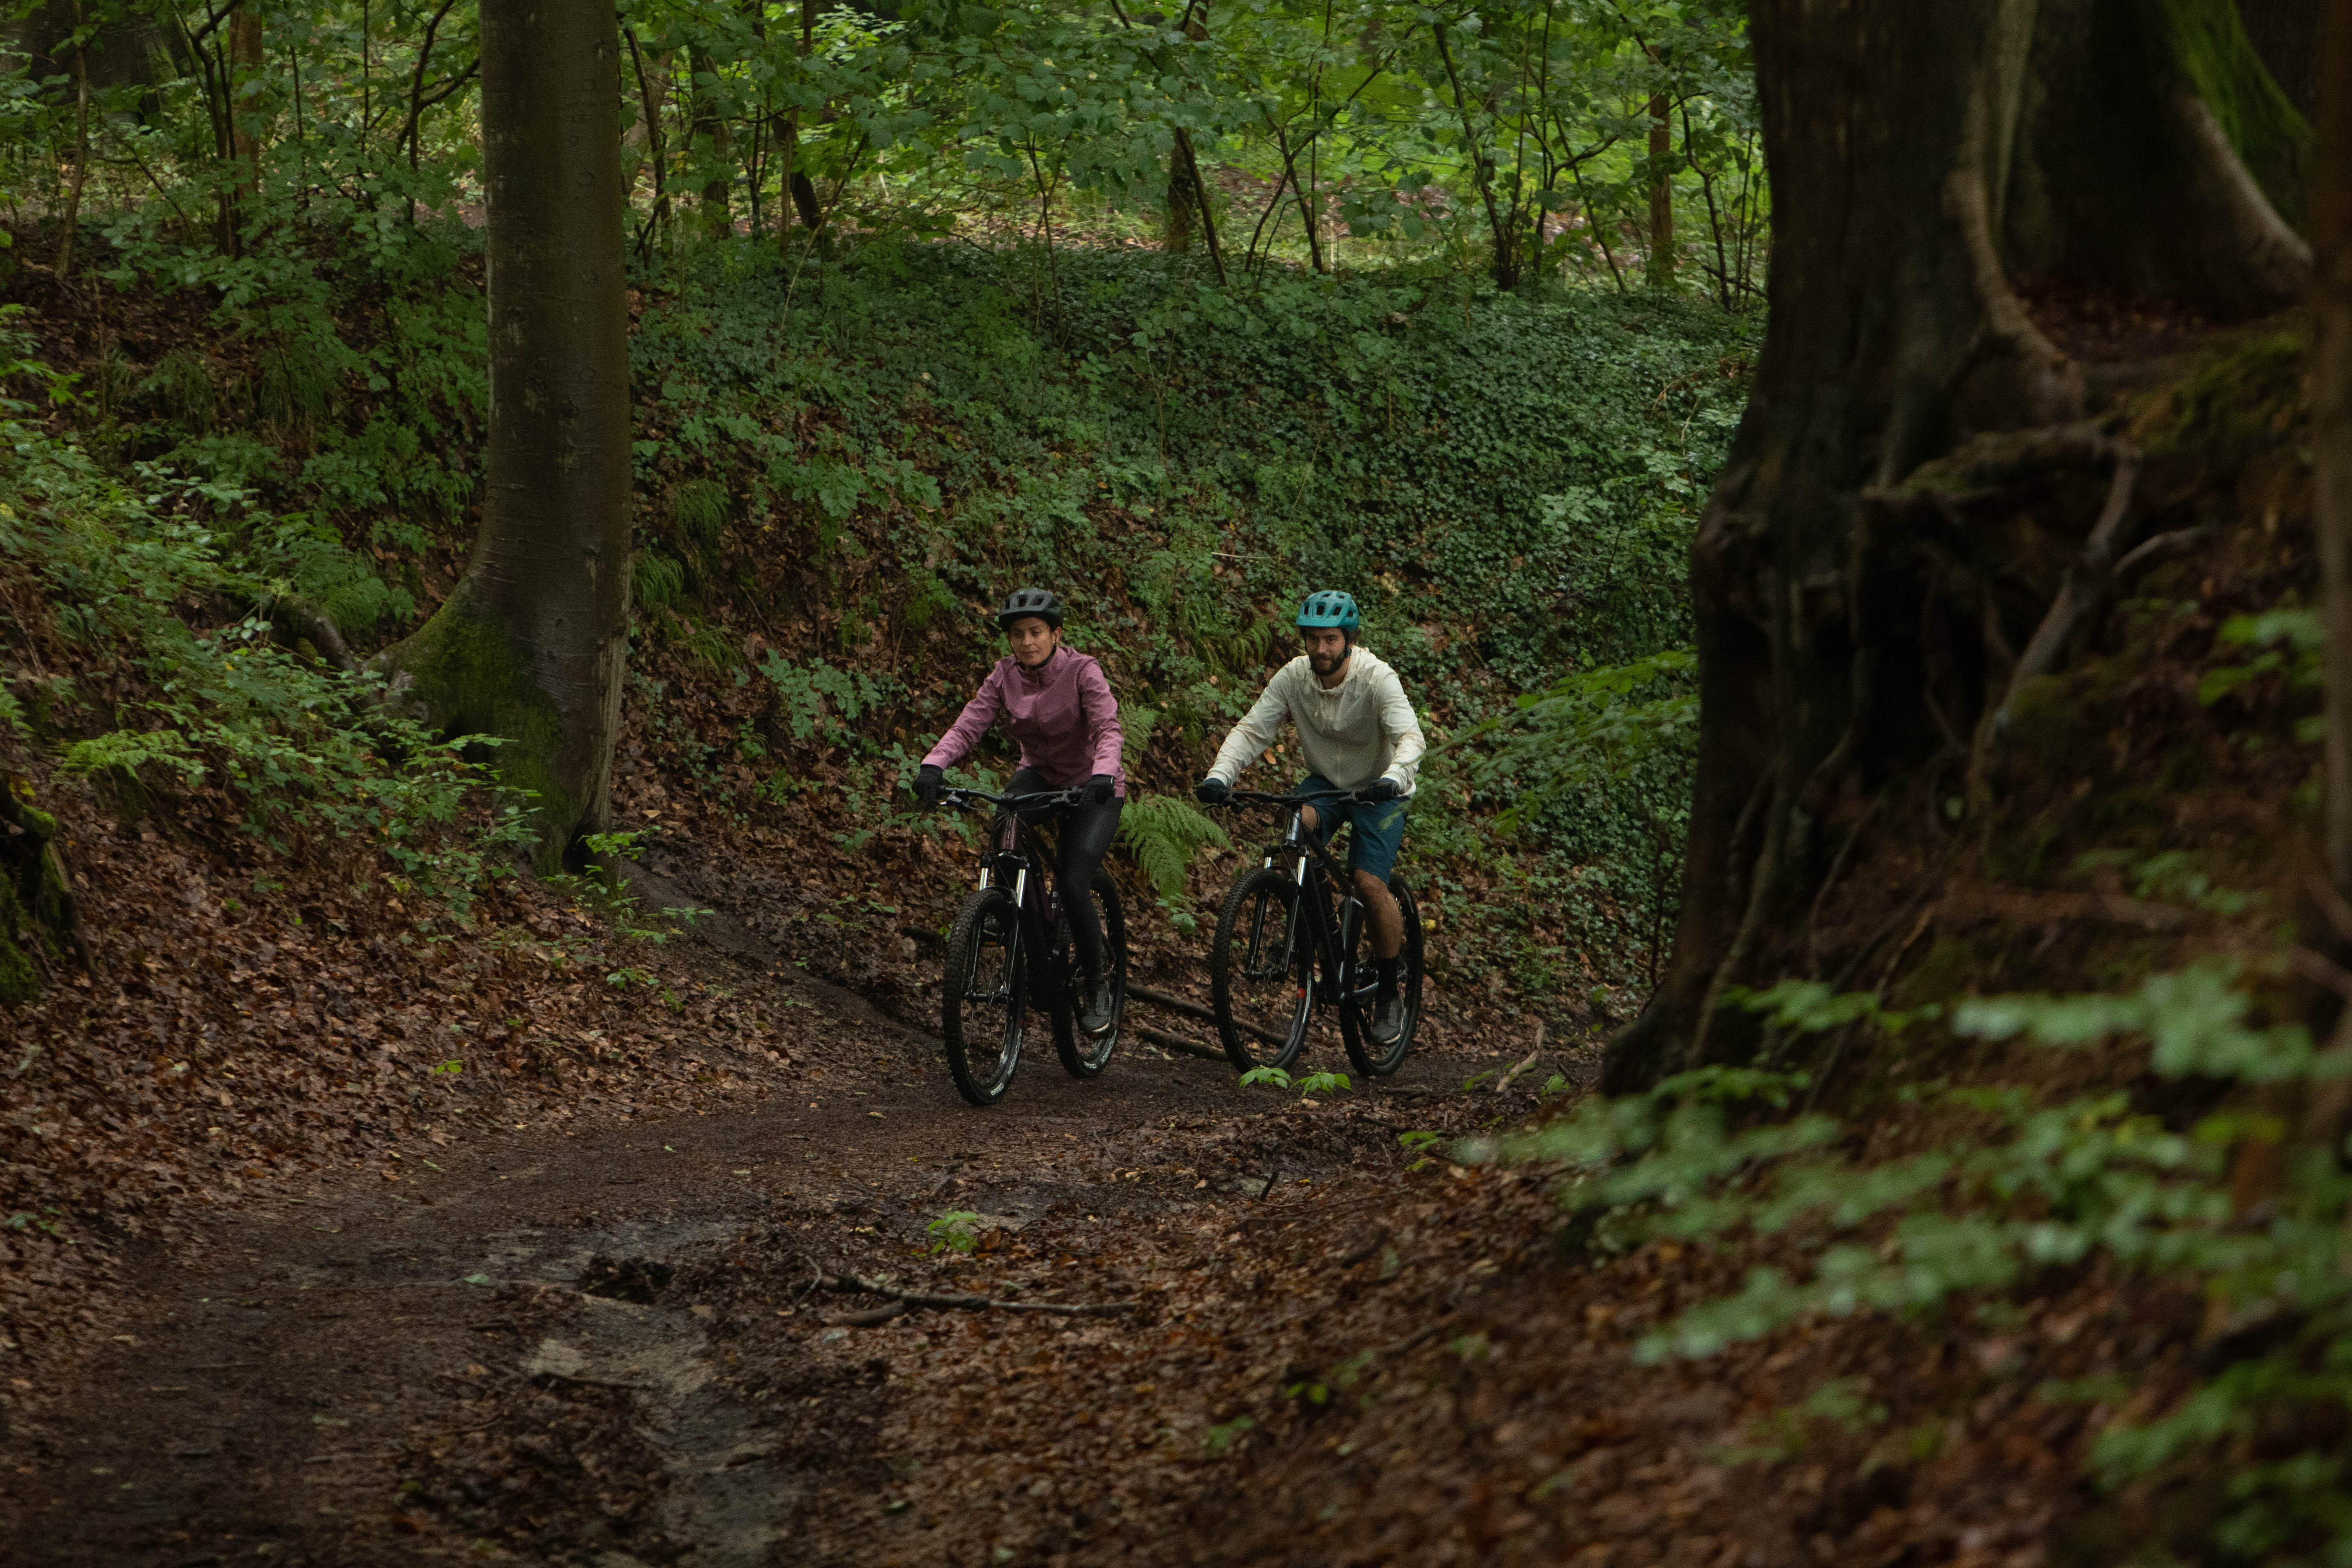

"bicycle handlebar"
[1215,787,1378,809]
[939,786,1085,811]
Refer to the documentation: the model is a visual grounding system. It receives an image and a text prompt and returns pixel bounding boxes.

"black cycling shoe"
[1080,975,1116,1035]
[1370,990,1405,1046]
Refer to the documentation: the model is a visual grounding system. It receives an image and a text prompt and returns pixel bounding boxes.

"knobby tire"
[1341,873,1424,1078]
[1052,869,1126,1079]
[1210,865,1313,1073]
[943,885,1026,1107]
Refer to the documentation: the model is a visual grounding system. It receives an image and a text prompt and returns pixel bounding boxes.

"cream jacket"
[1208,646,1426,797]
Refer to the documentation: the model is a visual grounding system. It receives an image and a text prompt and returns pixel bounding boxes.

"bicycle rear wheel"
[1341,873,1424,1078]
[942,886,1028,1107]
[1052,869,1126,1079]
[1209,865,1314,1073]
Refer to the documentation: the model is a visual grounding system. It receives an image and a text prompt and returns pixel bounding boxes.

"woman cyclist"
[914,588,1125,1034]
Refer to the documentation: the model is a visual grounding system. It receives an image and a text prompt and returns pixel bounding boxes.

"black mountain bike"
[1203,788,1424,1078]
[934,786,1129,1107]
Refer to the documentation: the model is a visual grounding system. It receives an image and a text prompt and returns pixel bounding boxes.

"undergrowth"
[19,231,1755,1014]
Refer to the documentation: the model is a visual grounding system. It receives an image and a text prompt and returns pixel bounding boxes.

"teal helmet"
[1295,590,1360,631]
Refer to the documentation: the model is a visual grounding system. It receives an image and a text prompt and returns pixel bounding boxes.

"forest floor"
[0,814,2117,1568]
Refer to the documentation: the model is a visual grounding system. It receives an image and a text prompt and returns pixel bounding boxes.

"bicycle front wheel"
[942,886,1028,1107]
[1053,870,1126,1079]
[1341,873,1424,1078]
[1209,865,1314,1074]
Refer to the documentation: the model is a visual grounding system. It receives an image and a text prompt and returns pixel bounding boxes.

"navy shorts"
[1296,773,1406,881]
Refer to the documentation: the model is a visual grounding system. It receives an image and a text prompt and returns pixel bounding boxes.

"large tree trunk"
[2238,0,2324,121]
[1606,0,2313,1091]
[2007,0,2312,316]
[378,0,632,872]
[2317,0,2352,886]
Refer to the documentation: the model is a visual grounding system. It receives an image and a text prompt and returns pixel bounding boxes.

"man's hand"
[914,764,945,808]
[1084,774,1117,807]
[1194,777,1230,805]
[1362,777,1402,802]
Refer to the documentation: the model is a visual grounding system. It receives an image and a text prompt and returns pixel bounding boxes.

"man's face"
[1303,626,1351,676]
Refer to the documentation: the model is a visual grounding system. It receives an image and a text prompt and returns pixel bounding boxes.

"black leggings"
[1002,767,1122,978]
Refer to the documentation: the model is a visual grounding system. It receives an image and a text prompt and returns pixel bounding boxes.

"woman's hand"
[1084,774,1116,807]
[914,765,945,807]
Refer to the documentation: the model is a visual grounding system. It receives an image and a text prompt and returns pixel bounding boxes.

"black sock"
[1377,957,1400,996]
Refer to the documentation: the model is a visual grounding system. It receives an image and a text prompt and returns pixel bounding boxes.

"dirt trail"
[0,996,1467,1567]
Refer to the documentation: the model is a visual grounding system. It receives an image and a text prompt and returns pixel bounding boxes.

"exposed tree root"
[1982,437,2145,743]
[2169,87,2314,315]
[814,1269,1137,1324]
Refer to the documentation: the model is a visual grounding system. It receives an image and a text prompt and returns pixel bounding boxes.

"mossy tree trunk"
[1607,0,2317,1091]
[378,0,631,872]
[0,784,90,1003]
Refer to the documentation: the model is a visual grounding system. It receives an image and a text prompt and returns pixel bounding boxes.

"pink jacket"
[923,646,1127,796]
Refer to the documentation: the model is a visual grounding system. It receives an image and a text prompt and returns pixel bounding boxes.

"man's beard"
[1308,646,1348,677]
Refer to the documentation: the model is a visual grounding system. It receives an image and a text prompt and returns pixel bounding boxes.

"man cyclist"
[1194,590,1425,1045]
[915,588,1124,1035]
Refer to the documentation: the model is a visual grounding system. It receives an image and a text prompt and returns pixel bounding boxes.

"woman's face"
[1007,617,1060,668]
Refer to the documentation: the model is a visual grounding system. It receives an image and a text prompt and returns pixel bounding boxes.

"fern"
[1118,792,1231,900]
[60,729,207,784]
[1119,703,1160,767]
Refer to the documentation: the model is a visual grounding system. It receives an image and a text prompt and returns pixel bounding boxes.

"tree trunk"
[53,19,88,277]
[1165,145,1198,253]
[2238,0,2324,120]
[1647,92,1674,289]
[2317,0,2352,887]
[690,46,733,238]
[228,4,264,214]
[2005,0,2311,317]
[377,0,632,872]
[1605,0,2307,1091]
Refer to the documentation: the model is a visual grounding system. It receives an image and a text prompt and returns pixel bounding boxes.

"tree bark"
[2236,0,2324,122]
[2005,0,2311,318]
[1605,0,2306,1091]
[53,14,88,277]
[377,0,632,871]
[690,46,734,237]
[1647,92,1674,289]
[2317,0,2352,887]
[228,4,264,213]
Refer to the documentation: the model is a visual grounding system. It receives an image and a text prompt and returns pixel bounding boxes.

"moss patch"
[378,577,576,870]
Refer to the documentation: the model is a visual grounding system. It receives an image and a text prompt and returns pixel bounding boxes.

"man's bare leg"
[1355,868,1402,960]
[1300,806,1403,962]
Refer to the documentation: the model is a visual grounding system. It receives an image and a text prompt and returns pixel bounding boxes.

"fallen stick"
[1128,986,1295,1052]
[1131,1022,1230,1064]
[818,1272,1133,1320]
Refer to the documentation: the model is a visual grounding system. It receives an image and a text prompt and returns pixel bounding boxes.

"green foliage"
[1491,964,2352,1563]
[758,653,895,749]
[1118,791,1231,901]
[1470,647,1698,833]
[0,414,529,922]
[928,1210,986,1254]
[2200,607,2325,744]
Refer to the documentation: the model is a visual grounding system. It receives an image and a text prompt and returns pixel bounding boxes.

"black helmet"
[995,587,1065,630]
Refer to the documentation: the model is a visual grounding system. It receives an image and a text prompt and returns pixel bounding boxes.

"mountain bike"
[933,786,1129,1107]
[1202,788,1424,1079]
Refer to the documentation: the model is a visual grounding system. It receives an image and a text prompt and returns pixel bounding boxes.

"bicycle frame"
[945,787,1080,1003]
[1232,790,1379,1012]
